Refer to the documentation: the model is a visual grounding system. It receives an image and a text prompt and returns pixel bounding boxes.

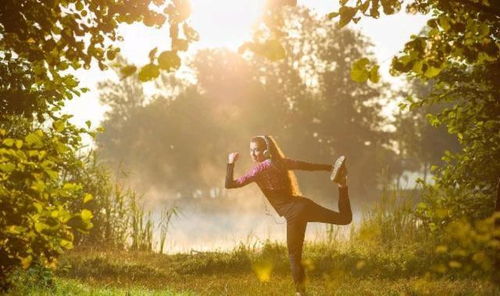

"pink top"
[225,158,332,215]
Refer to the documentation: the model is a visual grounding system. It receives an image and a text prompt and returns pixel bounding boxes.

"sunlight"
[189,0,266,49]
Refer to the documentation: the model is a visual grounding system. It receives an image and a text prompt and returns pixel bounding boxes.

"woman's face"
[250,141,266,163]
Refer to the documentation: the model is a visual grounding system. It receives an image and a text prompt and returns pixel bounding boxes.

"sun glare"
[189,0,266,50]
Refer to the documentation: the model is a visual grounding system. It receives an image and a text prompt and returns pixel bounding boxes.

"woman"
[225,135,352,296]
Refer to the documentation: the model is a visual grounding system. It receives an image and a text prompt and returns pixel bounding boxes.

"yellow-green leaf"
[0,163,16,172]
[424,65,442,78]
[120,65,137,79]
[21,256,33,269]
[81,209,93,222]
[3,138,15,147]
[35,222,48,232]
[438,16,450,32]
[53,120,65,132]
[138,64,160,81]
[368,65,380,83]
[339,6,357,28]
[158,51,181,71]
[33,202,43,213]
[31,180,46,192]
[60,239,74,249]
[6,225,24,234]
[25,132,43,147]
[327,11,339,19]
[83,193,93,203]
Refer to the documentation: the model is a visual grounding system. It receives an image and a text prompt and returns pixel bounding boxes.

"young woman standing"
[225,135,352,295]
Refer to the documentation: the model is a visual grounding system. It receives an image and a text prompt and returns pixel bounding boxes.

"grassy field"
[5,190,498,295]
[6,243,499,296]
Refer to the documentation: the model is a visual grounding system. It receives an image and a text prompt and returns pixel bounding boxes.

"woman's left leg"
[285,200,309,294]
[286,217,307,294]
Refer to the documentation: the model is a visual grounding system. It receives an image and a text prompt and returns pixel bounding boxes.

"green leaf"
[351,67,369,82]
[424,65,442,78]
[6,225,24,235]
[60,239,74,249]
[368,65,380,83]
[3,138,15,147]
[327,11,339,19]
[25,131,44,148]
[75,1,84,11]
[15,140,23,149]
[45,169,59,180]
[33,202,43,213]
[158,51,181,71]
[359,1,370,13]
[53,120,65,132]
[55,142,69,154]
[148,47,158,62]
[31,180,46,192]
[339,6,357,28]
[0,163,16,172]
[21,256,32,269]
[83,193,93,203]
[35,222,48,232]
[417,202,427,209]
[412,60,424,74]
[438,15,450,32]
[138,64,160,81]
[120,65,138,79]
[350,58,371,82]
[81,209,93,222]
[478,23,489,37]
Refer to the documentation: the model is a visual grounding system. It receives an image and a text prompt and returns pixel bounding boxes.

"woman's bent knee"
[339,213,352,225]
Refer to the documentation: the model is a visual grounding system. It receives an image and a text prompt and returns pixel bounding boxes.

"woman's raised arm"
[225,152,257,189]
[282,158,332,171]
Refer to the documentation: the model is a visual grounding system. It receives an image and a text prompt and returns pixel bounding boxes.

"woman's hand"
[228,152,239,164]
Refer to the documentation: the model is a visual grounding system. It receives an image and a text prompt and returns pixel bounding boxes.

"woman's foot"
[330,155,347,184]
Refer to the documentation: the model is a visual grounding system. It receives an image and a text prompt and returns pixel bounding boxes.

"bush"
[0,115,93,290]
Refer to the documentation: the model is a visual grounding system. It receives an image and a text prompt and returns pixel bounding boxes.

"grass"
[6,244,499,296]
[6,189,499,295]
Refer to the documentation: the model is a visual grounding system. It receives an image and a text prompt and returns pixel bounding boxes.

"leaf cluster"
[0,0,196,115]
[0,115,93,289]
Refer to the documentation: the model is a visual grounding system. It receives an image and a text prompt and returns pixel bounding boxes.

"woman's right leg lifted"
[304,187,352,225]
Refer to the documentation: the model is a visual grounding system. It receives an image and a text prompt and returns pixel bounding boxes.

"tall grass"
[75,155,179,253]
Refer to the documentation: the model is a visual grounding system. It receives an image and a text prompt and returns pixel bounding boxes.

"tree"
[394,79,460,182]
[323,0,499,221]
[248,8,399,194]
[0,0,195,117]
[96,8,397,201]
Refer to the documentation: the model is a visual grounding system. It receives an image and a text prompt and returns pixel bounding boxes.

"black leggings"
[284,187,352,292]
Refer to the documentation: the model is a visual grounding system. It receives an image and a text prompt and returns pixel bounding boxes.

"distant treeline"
[96,9,458,202]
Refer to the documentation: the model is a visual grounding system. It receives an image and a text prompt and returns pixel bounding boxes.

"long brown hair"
[251,135,302,196]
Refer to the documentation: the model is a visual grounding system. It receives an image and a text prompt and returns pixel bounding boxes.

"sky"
[63,0,429,130]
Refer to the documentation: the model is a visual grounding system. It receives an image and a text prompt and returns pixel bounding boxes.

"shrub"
[0,115,93,290]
